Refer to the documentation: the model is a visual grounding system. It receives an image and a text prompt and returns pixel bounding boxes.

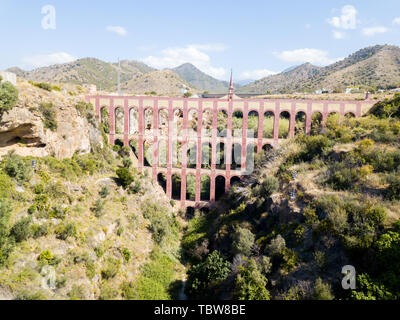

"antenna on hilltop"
[117,57,121,95]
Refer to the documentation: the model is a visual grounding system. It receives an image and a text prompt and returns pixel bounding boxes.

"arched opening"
[230,176,241,188]
[172,174,181,201]
[186,174,196,201]
[217,110,228,137]
[115,107,124,134]
[231,143,242,171]
[262,144,273,152]
[144,108,154,135]
[188,109,198,137]
[143,141,153,167]
[327,112,341,130]
[172,141,182,168]
[216,142,226,170]
[200,175,211,201]
[279,111,290,139]
[295,111,306,136]
[202,109,212,137]
[129,140,139,158]
[248,111,259,138]
[263,111,275,139]
[114,139,124,148]
[201,142,212,169]
[158,140,167,168]
[129,108,138,135]
[232,110,243,138]
[345,112,355,118]
[101,107,110,134]
[246,144,256,173]
[311,112,323,135]
[173,109,183,137]
[158,109,169,136]
[157,173,167,193]
[215,176,226,200]
[186,207,195,220]
[187,142,197,169]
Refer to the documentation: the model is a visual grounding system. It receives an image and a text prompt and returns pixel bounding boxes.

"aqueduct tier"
[86,95,375,208]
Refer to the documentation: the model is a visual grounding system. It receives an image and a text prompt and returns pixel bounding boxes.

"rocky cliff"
[0,81,103,159]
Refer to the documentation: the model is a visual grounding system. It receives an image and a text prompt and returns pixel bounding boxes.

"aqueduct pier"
[86,95,376,208]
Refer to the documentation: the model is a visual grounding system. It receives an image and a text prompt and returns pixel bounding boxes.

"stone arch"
[279,111,290,139]
[263,111,275,139]
[246,143,257,173]
[230,176,241,187]
[172,141,182,168]
[232,110,243,138]
[158,139,167,168]
[100,107,110,134]
[216,142,226,170]
[231,143,242,171]
[200,175,211,201]
[115,107,124,134]
[173,109,183,137]
[172,174,181,201]
[129,107,139,135]
[202,109,212,137]
[311,112,323,135]
[143,141,153,167]
[217,110,228,137]
[188,109,198,137]
[157,173,167,193]
[201,142,212,169]
[248,110,259,138]
[215,176,226,200]
[187,142,197,169]
[144,108,154,135]
[186,174,196,201]
[158,109,169,136]
[262,144,273,152]
[295,111,307,136]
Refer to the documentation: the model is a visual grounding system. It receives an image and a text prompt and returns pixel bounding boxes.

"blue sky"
[1,0,400,81]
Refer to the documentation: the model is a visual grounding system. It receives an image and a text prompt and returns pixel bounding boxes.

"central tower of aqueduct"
[86,93,375,209]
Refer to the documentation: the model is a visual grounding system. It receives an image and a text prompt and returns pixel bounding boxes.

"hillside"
[7,58,155,92]
[183,94,400,300]
[240,45,400,93]
[172,63,230,93]
[121,69,197,96]
[0,81,184,300]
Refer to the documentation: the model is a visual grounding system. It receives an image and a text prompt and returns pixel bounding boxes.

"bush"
[99,186,110,198]
[10,217,32,242]
[0,79,18,115]
[266,235,286,256]
[385,175,400,201]
[3,151,32,183]
[121,248,131,263]
[313,278,334,300]
[31,82,52,91]
[92,199,105,218]
[101,257,121,280]
[116,168,134,188]
[232,227,255,256]
[260,176,279,199]
[55,222,77,240]
[39,102,58,131]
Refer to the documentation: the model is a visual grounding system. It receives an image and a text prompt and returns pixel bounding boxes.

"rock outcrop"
[0,81,103,159]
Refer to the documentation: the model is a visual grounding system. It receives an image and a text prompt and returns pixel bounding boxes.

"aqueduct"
[86,93,375,208]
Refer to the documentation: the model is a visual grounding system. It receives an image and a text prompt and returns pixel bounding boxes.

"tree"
[185,251,231,299]
[260,176,279,199]
[116,168,134,188]
[234,258,270,300]
[232,227,255,257]
[313,278,334,300]
[0,78,18,115]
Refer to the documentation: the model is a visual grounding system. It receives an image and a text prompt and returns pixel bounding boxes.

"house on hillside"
[0,71,17,86]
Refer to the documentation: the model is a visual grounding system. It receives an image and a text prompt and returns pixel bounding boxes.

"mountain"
[240,45,400,93]
[172,63,230,93]
[7,58,155,91]
[121,69,197,95]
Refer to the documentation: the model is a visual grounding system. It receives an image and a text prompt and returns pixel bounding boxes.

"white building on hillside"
[0,71,17,86]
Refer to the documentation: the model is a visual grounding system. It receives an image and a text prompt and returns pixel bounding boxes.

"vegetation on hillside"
[183,94,400,300]
[0,77,18,116]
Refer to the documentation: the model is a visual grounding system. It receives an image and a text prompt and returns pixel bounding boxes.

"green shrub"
[0,79,18,115]
[101,257,121,279]
[10,217,32,242]
[31,82,52,91]
[313,278,334,300]
[3,151,32,183]
[116,168,134,188]
[92,199,105,218]
[121,248,131,263]
[99,186,110,198]
[55,222,77,240]
[232,227,255,256]
[31,223,49,239]
[39,102,58,131]
[385,175,400,201]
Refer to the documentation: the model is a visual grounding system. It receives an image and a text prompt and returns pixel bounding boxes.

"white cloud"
[362,26,388,36]
[238,69,277,81]
[276,48,340,66]
[22,52,76,69]
[333,30,346,39]
[392,17,400,25]
[327,5,358,30]
[106,26,128,36]
[142,44,227,79]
